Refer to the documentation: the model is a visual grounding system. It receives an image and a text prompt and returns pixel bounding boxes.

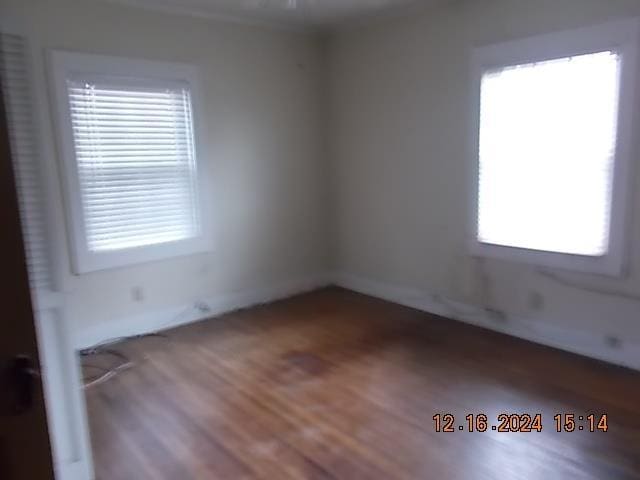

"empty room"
[1,0,640,479]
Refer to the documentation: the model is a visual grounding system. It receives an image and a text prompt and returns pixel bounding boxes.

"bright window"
[471,20,638,275]
[50,52,209,273]
[478,52,619,256]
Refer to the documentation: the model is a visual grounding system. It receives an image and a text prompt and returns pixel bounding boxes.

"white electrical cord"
[80,302,211,389]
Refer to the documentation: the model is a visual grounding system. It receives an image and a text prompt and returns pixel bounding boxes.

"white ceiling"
[104,0,440,29]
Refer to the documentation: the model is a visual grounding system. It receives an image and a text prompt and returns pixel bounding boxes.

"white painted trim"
[334,272,640,371]
[330,0,451,33]
[48,50,213,274]
[33,291,65,311]
[56,461,91,480]
[99,0,311,32]
[469,18,640,276]
[36,308,94,480]
[73,273,333,349]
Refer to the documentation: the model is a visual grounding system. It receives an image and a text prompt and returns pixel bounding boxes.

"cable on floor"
[80,332,168,389]
[79,302,211,389]
[82,348,134,389]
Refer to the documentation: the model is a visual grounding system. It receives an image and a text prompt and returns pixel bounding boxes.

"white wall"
[328,0,640,365]
[2,0,329,342]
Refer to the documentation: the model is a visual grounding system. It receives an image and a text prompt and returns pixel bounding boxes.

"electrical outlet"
[485,308,508,324]
[528,291,545,311]
[604,336,622,349]
[194,301,211,314]
[132,286,144,302]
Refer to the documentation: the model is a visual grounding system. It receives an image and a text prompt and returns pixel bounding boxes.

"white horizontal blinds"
[478,51,620,256]
[0,33,51,292]
[66,78,201,252]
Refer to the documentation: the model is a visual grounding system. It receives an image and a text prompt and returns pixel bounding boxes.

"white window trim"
[48,51,211,274]
[469,19,640,276]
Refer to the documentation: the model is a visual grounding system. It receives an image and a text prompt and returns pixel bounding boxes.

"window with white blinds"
[67,80,200,252]
[0,33,52,293]
[471,20,637,275]
[478,52,620,256]
[50,52,207,273]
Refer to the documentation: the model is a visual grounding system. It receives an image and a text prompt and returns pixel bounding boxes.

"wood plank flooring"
[83,288,640,480]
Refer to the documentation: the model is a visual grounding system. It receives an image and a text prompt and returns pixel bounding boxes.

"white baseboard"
[73,273,332,350]
[56,460,91,480]
[334,272,640,371]
[73,270,640,371]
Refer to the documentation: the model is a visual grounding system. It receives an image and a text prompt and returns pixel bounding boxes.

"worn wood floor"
[83,288,640,480]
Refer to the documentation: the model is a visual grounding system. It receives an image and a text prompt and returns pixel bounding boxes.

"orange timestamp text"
[432,413,608,433]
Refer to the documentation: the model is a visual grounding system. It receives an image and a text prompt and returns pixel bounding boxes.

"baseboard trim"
[333,272,640,371]
[56,460,91,480]
[73,270,640,371]
[73,273,333,350]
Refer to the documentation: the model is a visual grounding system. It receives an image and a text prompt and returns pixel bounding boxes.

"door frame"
[0,46,55,480]
[0,11,95,480]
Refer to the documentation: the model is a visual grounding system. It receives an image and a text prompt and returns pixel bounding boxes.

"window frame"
[469,19,640,276]
[49,51,210,274]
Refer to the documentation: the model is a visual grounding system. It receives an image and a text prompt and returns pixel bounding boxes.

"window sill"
[470,241,624,277]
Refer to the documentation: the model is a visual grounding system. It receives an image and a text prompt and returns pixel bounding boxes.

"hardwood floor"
[83,288,640,480]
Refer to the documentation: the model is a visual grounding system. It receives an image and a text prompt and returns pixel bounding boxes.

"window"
[50,52,208,273]
[471,20,638,275]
